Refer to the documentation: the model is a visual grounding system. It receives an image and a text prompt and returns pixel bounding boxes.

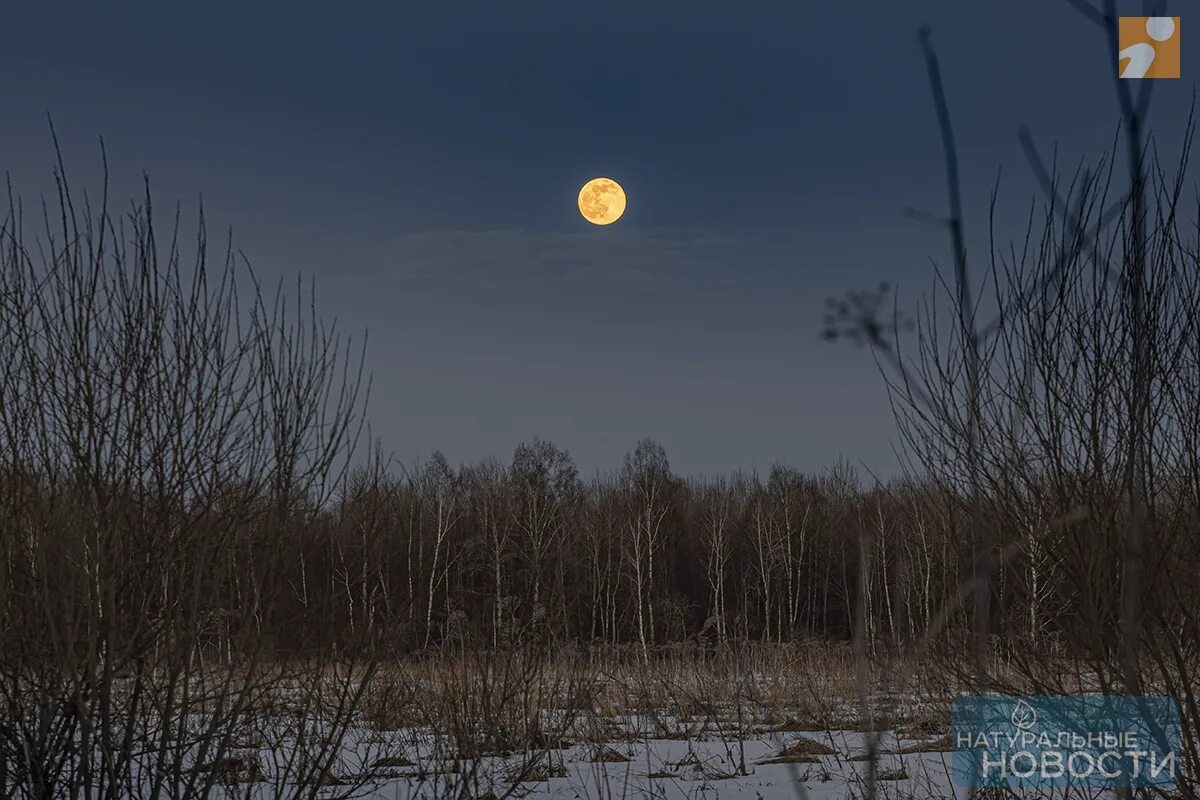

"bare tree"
[464,458,512,648]
[418,452,463,647]
[620,440,675,656]
[509,439,581,629]
[695,475,742,644]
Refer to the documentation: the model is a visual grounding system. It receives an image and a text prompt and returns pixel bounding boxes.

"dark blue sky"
[0,2,1191,477]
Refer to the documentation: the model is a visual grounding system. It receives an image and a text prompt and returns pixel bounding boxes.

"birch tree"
[620,439,675,655]
[420,452,463,646]
[509,439,581,623]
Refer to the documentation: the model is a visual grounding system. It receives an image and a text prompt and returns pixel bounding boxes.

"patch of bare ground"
[769,714,879,733]
[768,715,826,732]
[895,709,951,739]
[587,744,631,763]
[755,734,837,764]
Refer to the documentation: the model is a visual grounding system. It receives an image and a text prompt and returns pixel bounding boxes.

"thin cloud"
[351,227,753,290]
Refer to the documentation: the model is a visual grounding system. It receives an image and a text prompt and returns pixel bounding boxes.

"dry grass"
[81,641,955,796]
[756,735,838,764]
[587,744,631,763]
[349,641,949,748]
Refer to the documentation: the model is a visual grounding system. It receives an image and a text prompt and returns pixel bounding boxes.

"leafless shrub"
[0,141,373,798]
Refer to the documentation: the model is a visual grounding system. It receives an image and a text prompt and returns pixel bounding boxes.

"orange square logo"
[1119,17,1180,78]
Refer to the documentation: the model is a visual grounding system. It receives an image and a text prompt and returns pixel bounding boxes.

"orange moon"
[577,177,626,225]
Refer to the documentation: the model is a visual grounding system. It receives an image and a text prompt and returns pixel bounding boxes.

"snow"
[248,724,984,799]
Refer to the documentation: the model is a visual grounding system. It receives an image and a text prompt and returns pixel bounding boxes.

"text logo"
[1119,17,1180,78]
[952,695,1181,789]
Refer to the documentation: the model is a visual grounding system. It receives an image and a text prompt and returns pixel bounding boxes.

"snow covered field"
[5,647,1131,799]
[197,702,1123,799]
[344,726,968,800]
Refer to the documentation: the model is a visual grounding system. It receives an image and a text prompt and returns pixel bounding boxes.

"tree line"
[288,444,969,655]
[267,431,1200,661]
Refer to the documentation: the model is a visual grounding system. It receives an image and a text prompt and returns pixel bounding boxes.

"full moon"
[578,177,626,225]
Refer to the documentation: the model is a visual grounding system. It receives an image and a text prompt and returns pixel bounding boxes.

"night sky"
[0,1,1191,478]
